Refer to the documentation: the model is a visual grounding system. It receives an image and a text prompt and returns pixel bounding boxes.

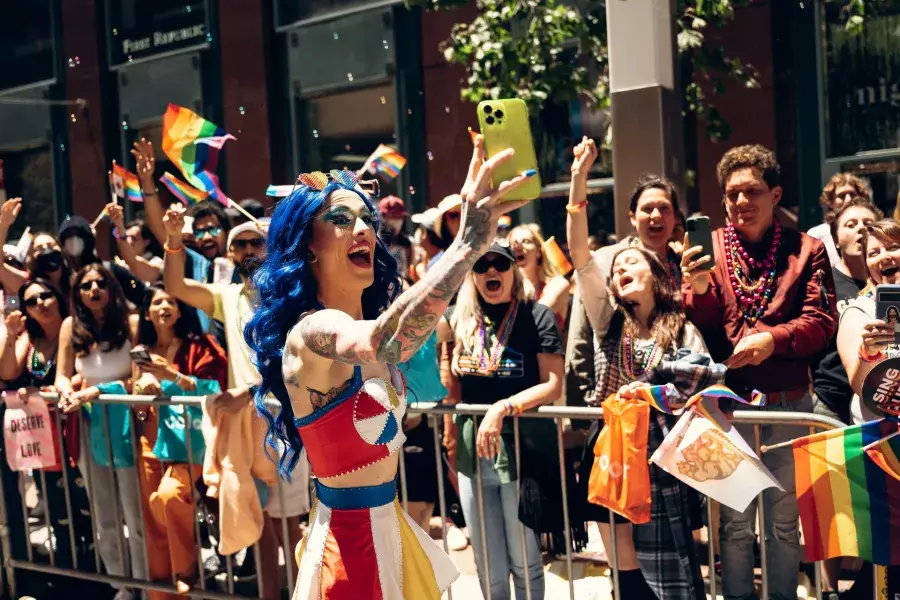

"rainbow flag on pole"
[161,103,235,206]
[363,144,406,181]
[159,172,209,206]
[793,420,900,565]
[111,163,142,202]
[866,428,900,482]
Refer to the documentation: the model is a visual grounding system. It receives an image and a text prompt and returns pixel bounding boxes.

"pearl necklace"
[724,221,782,326]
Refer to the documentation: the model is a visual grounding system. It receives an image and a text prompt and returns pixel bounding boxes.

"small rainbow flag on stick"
[159,172,210,206]
[865,428,900,481]
[111,163,142,202]
[162,103,235,206]
[362,144,407,181]
[793,419,900,565]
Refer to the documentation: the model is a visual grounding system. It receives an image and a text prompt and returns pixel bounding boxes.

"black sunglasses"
[231,238,265,251]
[473,255,513,274]
[79,278,108,292]
[24,291,54,307]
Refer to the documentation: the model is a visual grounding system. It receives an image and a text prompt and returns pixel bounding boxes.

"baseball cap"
[378,196,406,219]
[483,239,515,263]
[411,207,440,232]
[227,221,267,249]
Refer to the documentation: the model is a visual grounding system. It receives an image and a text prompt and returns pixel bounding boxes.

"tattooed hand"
[456,134,537,255]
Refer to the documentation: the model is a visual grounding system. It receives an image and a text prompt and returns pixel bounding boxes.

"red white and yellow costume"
[292,365,459,599]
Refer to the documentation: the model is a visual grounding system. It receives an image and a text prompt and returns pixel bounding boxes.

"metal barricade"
[403,402,878,600]
[0,393,303,600]
[0,394,885,600]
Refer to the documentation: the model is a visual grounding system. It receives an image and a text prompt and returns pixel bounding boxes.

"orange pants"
[139,416,202,600]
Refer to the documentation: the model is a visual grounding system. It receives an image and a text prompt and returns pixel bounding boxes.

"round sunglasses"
[79,278,108,292]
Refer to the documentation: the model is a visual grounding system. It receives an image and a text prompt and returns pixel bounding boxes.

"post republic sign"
[108,0,209,66]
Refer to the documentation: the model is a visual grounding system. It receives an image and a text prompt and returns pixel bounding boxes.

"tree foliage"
[405,0,883,142]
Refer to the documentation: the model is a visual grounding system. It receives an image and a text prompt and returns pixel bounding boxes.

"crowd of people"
[0,131,894,600]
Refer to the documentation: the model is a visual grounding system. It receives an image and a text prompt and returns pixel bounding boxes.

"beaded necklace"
[617,323,665,380]
[724,221,782,326]
[474,300,519,375]
[26,344,56,383]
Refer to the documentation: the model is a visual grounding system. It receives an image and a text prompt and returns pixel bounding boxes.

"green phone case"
[477,98,542,202]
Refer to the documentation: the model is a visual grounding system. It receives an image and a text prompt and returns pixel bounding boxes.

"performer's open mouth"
[348,242,372,268]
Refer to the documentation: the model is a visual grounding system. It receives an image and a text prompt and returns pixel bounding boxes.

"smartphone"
[476,98,541,202]
[129,347,153,363]
[875,284,900,344]
[3,294,20,315]
[685,216,715,271]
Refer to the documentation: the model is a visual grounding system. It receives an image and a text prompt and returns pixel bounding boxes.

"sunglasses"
[473,256,512,274]
[194,226,223,239]
[24,291,54,307]
[445,211,461,221]
[79,278,108,292]
[231,238,265,251]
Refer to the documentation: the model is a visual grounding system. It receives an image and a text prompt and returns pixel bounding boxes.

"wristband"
[164,243,185,254]
[142,188,159,196]
[112,228,125,240]
[859,343,885,363]
[566,200,588,214]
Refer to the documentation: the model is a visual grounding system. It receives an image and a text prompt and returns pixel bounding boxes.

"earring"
[308,250,317,263]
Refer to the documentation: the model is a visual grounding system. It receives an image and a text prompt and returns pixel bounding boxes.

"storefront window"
[0,0,55,92]
[822,2,900,158]
[301,84,400,196]
[841,158,900,217]
[277,0,396,28]
[0,148,57,237]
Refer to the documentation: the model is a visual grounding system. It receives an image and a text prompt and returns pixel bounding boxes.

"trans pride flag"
[793,419,900,565]
[162,104,234,206]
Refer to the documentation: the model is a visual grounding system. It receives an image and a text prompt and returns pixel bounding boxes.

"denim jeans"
[719,394,811,600]
[458,457,544,600]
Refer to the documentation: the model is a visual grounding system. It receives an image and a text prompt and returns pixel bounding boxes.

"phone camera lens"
[483,105,493,114]
[485,115,495,125]
[495,110,504,119]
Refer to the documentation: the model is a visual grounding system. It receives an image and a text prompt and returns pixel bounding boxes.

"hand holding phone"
[685,216,715,271]
[476,99,541,202]
[129,347,153,363]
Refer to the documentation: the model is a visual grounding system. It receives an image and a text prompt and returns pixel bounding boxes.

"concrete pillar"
[607,0,684,237]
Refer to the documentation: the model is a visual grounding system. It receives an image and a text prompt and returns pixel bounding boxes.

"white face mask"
[64,237,85,257]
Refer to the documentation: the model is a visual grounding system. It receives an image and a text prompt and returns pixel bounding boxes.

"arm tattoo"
[299,204,495,365]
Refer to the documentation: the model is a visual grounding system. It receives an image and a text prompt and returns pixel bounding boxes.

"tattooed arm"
[295,140,537,366]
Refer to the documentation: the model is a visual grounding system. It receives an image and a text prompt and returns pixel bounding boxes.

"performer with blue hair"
[245,136,537,599]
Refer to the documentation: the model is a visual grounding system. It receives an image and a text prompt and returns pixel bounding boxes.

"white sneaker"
[446,524,468,551]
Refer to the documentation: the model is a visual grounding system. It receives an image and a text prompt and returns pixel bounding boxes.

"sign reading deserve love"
[3,391,57,471]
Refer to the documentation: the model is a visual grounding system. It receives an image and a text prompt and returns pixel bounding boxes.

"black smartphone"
[129,347,153,363]
[685,216,715,270]
[875,284,900,344]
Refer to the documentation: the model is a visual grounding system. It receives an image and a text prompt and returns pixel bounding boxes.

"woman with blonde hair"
[437,240,564,600]
[508,223,570,329]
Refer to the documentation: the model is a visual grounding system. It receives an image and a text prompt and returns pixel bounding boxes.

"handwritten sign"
[3,391,58,471]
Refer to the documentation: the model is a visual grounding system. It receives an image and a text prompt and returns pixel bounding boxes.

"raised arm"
[566,137,598,271]
[296,139,537,366]
[106,202,161,283]
[0,311,28,382]
[0,199,29,294]
[162,205,215,317]
[130,138,168,246]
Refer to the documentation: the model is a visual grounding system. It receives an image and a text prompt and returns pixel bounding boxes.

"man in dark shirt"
[813,197,881,425]
[682,145,836,600]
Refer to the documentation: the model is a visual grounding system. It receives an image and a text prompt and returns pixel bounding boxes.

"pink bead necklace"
[724,220,782,326]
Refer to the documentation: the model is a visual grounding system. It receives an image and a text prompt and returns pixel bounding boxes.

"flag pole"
[761,423,900,454]
[227,198,262,226]
[862,428,900,453]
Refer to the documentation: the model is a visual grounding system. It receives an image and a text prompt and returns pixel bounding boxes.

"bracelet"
[859,343,885,363]
[566,200,588,214]
[142,188,159,196]
[112,227,125,240]
[174,372,183,387]
[164,243,185,254]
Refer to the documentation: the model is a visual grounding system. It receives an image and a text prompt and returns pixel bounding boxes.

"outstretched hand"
[130,138,156,184]
[0,198,22,232]
[162,203,186,241]
[571,136,598,180]
[456,133,538,253]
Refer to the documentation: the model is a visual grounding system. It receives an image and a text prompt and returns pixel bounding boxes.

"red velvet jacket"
[683,226,836,396]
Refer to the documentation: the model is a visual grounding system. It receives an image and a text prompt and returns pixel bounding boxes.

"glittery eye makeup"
[320,205,377,229]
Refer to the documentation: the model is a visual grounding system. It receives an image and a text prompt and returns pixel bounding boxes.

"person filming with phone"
[681,145,836,600]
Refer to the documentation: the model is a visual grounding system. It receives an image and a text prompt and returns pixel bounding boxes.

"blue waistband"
[314,479,397,510]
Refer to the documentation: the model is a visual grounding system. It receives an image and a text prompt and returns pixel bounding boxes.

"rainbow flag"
[793,420,900,565]
[162,103,235,206]
[364,144,406,181]
[633,383,765,416]
[159,172,209,206]
[111,163,142,202]
[866,428,900,482]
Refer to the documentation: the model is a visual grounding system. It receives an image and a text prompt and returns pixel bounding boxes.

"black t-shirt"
[812,268,866,419]
[445,300,563,405]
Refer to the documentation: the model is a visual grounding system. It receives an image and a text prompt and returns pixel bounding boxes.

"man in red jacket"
[681,145,836,600]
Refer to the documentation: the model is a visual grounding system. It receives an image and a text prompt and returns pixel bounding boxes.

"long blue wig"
[244,182,402,479]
